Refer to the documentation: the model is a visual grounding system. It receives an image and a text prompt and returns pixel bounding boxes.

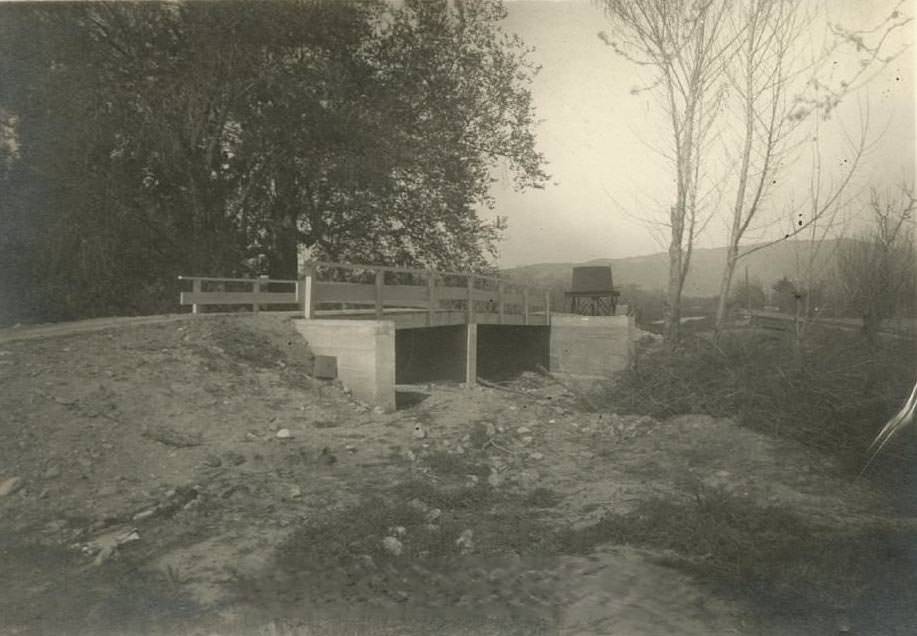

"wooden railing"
[178,261,551,326]
[177,276,300,314]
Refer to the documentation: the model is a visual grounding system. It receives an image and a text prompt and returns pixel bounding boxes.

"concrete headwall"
[549,313,634,378]
[293,319,396,411]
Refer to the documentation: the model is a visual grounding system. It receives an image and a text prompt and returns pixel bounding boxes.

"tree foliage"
[0,0,546,323]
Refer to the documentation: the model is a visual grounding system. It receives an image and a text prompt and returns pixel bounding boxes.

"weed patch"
[422,450,491,480]
[553,488,917,627]
[608,330,917,467]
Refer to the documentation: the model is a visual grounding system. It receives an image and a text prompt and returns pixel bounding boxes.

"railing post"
[192,278,201,315]
[522,288,529,326]
[301,263,315,319]
[374,269,384,319]
[466,275,475,324]
[252,278,260,313]
[426,271,435,327]
[497,281,504,324]
[544,290,552,324]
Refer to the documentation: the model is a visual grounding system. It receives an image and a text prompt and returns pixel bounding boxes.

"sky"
[485,0,916,267]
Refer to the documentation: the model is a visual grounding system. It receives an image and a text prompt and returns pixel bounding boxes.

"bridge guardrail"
[178,261,552,326]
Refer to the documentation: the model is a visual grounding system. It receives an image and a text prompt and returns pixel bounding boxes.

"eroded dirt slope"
[0,315,913,635]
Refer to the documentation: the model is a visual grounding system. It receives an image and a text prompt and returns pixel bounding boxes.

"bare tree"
[600,0,737,347]
[837,183,916,344]
[710,0,910,339]
[600,0,909,348]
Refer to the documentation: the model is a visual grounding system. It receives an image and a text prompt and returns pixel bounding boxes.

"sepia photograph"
[0,1,915,634]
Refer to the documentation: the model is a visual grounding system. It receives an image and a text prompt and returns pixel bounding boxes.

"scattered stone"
[289,485,303,499]
[548,419,556,425]
[424,524,440,533]
[93,545,116,567]
[516,426,531,435]
[275,428,293,439]
[455,529,474,554]
[223,450,246,466]
[0,477,23,497]
[345,444,358,453]
[382,536,403,556]
[142,425,203,448]
[483,422,496,437]
[496,425,506,433]
[521,436,534,445]
[320,447,337,465]
[404,450,416,462]
[425,508,442,523]
[132,508,156,522]
[487,473,503,488]
[413,424,426,440]
[408,498,429,513]
[529,452,545,461]
[97,485,118,498]
[38,488,49,499]
[389,525,407,538]
[454,445,465,455]
[43,466,61,480]
[465,474,479,486]
[244,432,259,442]
[517,471,539,488]
[203,454,222,468]
[357,554,376,570]
[372,406,386,415]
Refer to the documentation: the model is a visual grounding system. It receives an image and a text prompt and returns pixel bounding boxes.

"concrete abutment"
[294,314,633,412]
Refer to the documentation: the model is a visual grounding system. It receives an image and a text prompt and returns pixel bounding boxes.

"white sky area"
[485,0,916,267]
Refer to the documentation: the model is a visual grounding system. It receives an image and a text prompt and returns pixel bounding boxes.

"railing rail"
[178,261,551,326]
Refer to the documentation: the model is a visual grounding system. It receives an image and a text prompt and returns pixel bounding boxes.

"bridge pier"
[464,324,477,387]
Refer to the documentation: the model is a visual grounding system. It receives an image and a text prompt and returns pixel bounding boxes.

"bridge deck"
[312,308,549,329]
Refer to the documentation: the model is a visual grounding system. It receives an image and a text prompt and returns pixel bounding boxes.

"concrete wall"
[293,319,395,411]
[549,313,634,378]
[477,325,550,381]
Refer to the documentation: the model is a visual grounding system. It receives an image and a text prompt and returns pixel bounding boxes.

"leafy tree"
[0,0,546,323]
[729,278,766,313]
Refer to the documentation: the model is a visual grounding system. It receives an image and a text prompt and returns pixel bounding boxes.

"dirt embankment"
[1,315,914,635]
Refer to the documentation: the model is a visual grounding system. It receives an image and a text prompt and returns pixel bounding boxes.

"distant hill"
[503,239,849,299]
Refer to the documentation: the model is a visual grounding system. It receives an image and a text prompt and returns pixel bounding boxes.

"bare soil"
[0,314,913,635]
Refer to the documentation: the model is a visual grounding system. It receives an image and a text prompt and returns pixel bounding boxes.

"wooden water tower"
[565,266,620,316]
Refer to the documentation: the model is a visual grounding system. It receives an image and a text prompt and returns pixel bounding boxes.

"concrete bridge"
[179,262,634,411]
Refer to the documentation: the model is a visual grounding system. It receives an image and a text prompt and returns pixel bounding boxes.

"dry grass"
[609,329,917,468]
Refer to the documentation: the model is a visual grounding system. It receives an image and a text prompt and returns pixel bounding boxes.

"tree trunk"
[713,247,739,341]
[268,212,300,279]
[664,206,685,347]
